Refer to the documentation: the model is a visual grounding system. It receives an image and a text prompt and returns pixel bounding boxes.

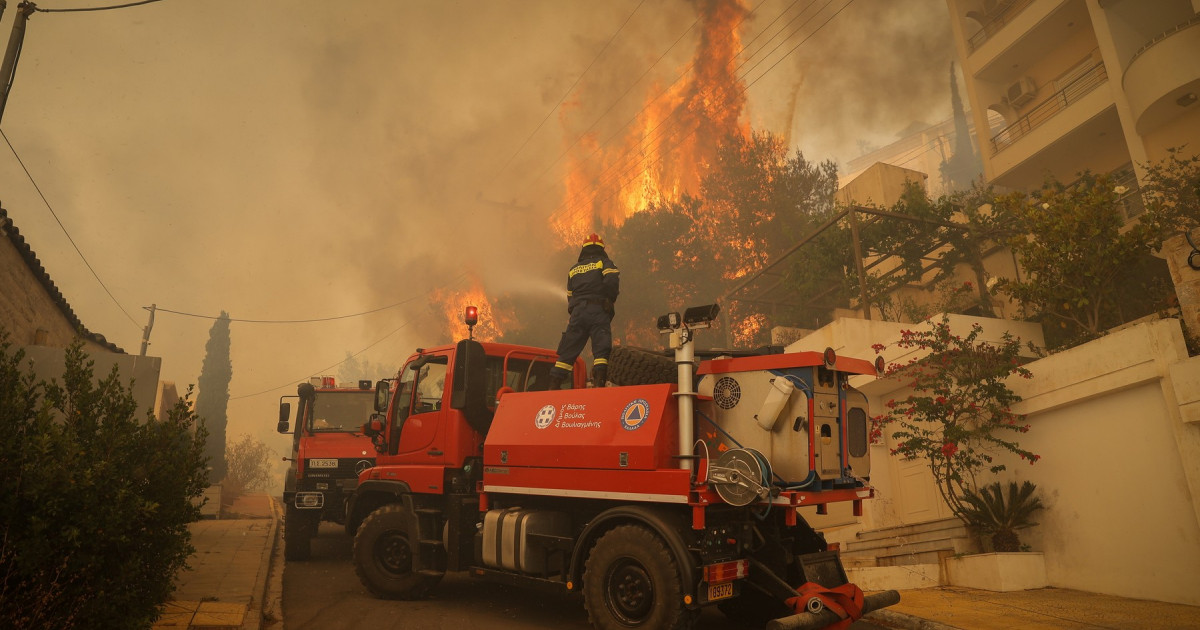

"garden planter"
[944,552,1047,591]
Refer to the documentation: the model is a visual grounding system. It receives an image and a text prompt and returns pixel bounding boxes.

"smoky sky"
[0,0,954,461]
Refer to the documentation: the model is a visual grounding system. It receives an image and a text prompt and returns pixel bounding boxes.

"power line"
[153,295,426,324]
[488,0,647,188]
[0,128,141,329]
[230,318,414,401]
[33,0,170,13]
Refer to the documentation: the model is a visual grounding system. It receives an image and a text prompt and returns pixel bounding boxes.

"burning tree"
[610,132,838,346]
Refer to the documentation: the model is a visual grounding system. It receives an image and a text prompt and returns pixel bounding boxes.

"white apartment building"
[946,0,1200,199]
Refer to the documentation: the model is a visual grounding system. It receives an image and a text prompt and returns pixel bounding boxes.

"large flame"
[553,0,751,244]
[430,278,512,343]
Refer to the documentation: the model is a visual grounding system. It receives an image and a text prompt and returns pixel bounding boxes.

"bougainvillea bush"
[872,315,1039,519]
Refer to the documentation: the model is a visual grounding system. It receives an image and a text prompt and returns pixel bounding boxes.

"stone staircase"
[838,517,978,568]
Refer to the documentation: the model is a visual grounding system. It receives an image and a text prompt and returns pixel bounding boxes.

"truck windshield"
[308,392,374,433]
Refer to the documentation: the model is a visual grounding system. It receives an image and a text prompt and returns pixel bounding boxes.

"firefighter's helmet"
[582,233,605,248]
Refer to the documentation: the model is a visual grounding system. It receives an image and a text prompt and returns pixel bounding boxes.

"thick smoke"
[0,0,956,456]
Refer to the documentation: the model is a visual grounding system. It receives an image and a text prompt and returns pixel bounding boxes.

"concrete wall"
[19,345,162,418]
[0,232,111,355]
[799,314,1200,605]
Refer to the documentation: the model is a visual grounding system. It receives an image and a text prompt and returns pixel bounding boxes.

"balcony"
[1062,164,1144,221]
[966,0,1036,52]
[1122,15,1200,135]
[990,59,1108,155]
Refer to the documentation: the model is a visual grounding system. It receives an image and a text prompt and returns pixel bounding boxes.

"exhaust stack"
[658,304,720,472]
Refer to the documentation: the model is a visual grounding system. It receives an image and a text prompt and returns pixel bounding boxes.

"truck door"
[390,353,450,464]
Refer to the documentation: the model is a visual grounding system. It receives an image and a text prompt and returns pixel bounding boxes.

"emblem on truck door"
[535,404,557,429]
[621,399,650,431]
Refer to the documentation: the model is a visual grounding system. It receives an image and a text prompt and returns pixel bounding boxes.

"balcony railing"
[1111,167,1145,220]
[1062,164,1144,221]
[989,60,1108,155]
[1126,14,1200,71]
[966,0,1036,52]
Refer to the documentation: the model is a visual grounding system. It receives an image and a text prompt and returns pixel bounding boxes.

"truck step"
[419,538,445,548]
[414,508,443,516]
[416,569,445,578]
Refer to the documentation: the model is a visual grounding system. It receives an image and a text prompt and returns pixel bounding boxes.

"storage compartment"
[481,508,571,574]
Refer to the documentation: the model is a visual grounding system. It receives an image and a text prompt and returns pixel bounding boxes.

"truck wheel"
[583,525,697,630]
[608,346,676,387]
[284,504,313,561]
[353,504,440,600]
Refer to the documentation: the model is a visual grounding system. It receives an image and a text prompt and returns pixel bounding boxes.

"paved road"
[283,523,886,630]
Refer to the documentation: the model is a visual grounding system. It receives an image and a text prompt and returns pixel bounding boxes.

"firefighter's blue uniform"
[549,234,619,388]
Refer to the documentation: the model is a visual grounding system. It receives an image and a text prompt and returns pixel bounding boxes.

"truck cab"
[278,376,377,560]
[349,340,585,526]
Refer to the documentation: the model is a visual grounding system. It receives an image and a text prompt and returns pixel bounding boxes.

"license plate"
[707,581,734,602]
[309,458,338,468]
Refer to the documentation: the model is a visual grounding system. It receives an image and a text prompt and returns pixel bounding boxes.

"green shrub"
[959,480,1045,552]
[0,334,209,629]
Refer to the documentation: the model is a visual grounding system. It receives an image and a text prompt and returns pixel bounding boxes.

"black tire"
[608,346,676,387]
[583,525,697,630]
[284,504,313,561]
[353,503,441,600]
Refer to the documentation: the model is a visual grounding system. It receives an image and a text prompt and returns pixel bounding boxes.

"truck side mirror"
[452,339,491,435]
[374,381,390,412]
[277,402,291,434]
[363,414,384,437]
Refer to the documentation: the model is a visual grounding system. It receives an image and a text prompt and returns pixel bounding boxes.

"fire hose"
[765,590,900,630]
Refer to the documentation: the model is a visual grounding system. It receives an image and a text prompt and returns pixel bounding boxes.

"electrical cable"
[229,317,414,400]
[153,271,469,324]
[153,296,424,324]
[33,0,169,13]
[0,128,141,329]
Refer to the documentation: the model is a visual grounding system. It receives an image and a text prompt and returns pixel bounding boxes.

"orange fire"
[430,278,512,343]
[553,0,751,245]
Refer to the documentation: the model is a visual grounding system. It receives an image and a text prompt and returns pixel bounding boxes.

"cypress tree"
[195,312,232,480]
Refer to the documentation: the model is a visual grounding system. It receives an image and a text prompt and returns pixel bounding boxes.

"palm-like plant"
[959,481,1044,552]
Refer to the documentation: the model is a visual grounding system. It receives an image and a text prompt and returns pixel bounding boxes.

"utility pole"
[140,304,156,356]
[0,1,34,125]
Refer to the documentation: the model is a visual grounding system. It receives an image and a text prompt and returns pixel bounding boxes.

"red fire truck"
[277,376,378,560]
[348,305,898,629]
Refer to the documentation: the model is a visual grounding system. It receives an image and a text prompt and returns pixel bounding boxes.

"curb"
[865,609,964,630]
[242,496,282,630]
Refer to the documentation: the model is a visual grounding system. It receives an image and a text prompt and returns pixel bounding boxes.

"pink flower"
[941,442,958,458]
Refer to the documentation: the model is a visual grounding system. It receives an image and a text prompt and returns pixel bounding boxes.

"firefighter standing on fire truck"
[547,233,619,389]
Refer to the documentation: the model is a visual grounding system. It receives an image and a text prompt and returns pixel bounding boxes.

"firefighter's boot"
[546,373,565,391]
[592,365,608,388]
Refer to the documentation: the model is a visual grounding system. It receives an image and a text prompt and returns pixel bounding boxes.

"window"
[413,361,448,414]
[308,392,374,432]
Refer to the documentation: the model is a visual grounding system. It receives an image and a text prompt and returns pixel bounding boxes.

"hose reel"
[708,447,771,507]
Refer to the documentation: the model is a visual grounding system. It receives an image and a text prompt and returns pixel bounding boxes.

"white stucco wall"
[799,315,1200,605]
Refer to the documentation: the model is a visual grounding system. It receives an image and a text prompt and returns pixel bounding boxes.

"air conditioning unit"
[1004,77,1037,108]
